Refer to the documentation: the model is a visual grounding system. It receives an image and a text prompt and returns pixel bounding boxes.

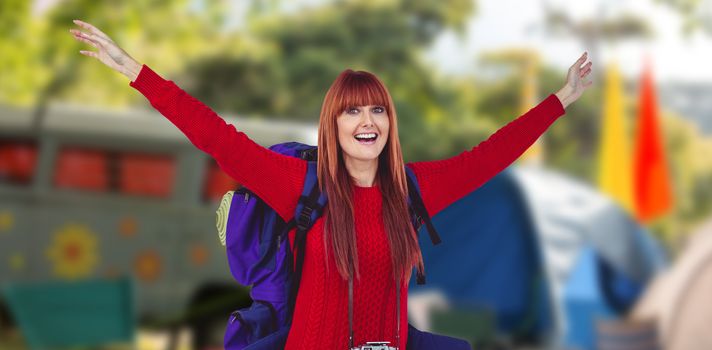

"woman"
[70,19,592,350]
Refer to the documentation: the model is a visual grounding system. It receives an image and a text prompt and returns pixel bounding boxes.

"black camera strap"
[348,277,400,350]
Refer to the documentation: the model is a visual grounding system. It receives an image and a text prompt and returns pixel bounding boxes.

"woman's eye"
[347,108,359,115]
[373,106,385,113]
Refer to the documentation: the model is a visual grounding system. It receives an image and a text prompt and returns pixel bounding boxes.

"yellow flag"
[598,63,634,213]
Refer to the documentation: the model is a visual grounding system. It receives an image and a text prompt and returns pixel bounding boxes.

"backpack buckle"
[296,206,314,231]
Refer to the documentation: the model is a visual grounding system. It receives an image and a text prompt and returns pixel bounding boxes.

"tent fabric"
[409,168,550,336]
[408,166,667,349]
[512,165,666,347]
[632,218,712,350]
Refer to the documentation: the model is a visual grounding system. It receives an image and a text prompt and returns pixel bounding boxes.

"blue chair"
[2,277,136,350]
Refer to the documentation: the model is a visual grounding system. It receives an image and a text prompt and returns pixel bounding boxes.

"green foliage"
[538,67,602,182]
[0,0,229,107]
[183,0,472,116]
[649,113,712,249]
[0,0,48,105]
[472,65,603,183]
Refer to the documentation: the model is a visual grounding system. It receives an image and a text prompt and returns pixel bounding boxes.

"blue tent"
[408,166,667,349]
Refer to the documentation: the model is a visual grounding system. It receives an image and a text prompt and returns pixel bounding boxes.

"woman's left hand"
[555,52,593,109]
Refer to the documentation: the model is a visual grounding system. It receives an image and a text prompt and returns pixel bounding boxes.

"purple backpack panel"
[222,142,320,350]
[224,189,291,303]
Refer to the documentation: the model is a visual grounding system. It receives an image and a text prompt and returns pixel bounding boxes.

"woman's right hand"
[70,19,143,81]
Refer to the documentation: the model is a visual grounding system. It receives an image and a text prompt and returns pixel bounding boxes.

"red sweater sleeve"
[129,64,306,221]
[407,94,566,217]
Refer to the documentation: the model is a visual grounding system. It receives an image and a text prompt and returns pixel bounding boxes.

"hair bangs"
[333,72,391,116]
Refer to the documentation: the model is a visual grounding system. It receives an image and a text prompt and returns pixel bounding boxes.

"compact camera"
[351,341,397,350]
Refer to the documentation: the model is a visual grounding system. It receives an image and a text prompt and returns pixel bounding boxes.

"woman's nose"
[361,111,374,127]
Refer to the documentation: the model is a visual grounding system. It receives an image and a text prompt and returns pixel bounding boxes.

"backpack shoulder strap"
[404,166,442,285]
[288,161,327,317]
[405,166,441,246]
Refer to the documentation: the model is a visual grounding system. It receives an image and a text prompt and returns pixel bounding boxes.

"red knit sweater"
[129,65,565,349]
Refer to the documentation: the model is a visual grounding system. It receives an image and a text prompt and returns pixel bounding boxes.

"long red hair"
[317,69,424,284]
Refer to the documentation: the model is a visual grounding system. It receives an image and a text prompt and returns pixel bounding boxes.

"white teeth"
[355,133,377,139]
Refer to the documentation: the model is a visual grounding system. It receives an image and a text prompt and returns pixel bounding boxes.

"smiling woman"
[70,18,592,350]
[317,69,417,308]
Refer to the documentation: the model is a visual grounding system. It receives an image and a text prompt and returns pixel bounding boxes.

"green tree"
[179,0,475,161]
[0,0,229,108]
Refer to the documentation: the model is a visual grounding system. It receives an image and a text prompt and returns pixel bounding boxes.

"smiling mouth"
[354,133,378,144]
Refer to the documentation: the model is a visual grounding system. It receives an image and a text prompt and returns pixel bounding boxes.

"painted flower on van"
[46,223,99,279]
[0,210,14,233]
[9,252,25,271]
[134,250,162,282]
[189,244,209,267]
[118,216,138,238]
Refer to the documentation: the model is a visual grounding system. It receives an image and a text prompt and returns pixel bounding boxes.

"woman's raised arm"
[70,20,305,221]
[408,52,592,217]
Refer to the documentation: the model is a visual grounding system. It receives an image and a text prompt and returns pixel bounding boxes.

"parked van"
[0,103,317,343]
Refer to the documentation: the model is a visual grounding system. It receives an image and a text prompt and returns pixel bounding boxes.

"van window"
[54,147,110,192]
[0,139,38,186]
[118,152,176,198]
[203,159,240,203]
[53,146,176,198]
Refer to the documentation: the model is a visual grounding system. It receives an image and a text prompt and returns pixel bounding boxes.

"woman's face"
[336,104,390,166]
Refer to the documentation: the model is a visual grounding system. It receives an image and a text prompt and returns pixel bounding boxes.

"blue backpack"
[215,142,470,350]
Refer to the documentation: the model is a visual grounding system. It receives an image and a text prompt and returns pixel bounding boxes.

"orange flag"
[633,61,673,222]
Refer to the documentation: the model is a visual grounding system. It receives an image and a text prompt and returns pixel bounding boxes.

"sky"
[226,0,712,84]
[425,0,712,84]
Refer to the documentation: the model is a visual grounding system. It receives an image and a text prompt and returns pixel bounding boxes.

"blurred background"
[1,0,711,349]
